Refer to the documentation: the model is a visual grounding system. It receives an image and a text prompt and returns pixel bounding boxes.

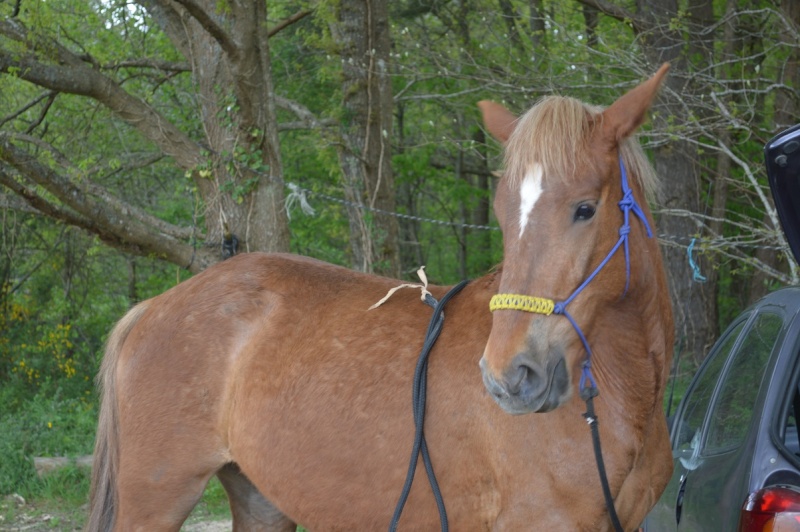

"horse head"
[479,65,670,415]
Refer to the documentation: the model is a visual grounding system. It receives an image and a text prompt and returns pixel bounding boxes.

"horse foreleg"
[216,463,297,532]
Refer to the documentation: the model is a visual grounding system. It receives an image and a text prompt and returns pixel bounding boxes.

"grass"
[0,382,96,496]
[0,381,96,530]
[0,465,91,529]
[0,470,232,530]
[186,477,233,524]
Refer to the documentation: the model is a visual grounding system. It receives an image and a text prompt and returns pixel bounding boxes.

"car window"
[782,386,800,456]
[704,312,783,454]
[674,320,746,453]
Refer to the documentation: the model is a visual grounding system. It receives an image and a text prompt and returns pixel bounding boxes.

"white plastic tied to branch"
[284,182,316,220]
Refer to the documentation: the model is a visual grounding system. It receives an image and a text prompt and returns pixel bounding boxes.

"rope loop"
[390,280,469,532]
[579,361,599,399]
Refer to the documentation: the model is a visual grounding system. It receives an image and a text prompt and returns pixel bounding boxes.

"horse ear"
[601,63,670,143]
[478,100,517,143]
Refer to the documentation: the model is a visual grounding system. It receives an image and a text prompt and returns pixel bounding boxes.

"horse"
[88,64,673,531]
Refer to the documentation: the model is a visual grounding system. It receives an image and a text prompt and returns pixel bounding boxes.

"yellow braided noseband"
[489,294,555,315]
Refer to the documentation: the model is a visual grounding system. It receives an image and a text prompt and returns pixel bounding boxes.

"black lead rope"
[389,279,470,532]
[582,387,625,532]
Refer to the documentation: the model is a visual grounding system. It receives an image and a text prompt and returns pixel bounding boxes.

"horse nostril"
[507,360,548,398]
[506,364,532,395]
[482,355,553,403]
[483,353,569,413]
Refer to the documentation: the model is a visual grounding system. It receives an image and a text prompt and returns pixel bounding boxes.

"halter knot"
[579,360,598,397]
[618,225,631,237]
[617,189,635,209]
[619,160,654,239]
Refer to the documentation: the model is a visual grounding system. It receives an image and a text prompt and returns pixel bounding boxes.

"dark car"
[643,124,800,531]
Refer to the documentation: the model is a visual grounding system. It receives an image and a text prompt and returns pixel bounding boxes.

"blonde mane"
[503,95,658,201]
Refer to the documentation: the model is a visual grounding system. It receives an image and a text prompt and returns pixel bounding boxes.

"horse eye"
[574,203,596,221]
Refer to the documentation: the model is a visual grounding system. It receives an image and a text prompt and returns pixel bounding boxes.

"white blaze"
[518,164,543,238]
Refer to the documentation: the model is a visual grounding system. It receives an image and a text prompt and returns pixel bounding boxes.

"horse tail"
[86,301,150,532]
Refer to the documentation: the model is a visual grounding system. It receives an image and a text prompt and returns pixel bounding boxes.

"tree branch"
[278,119,336,131]
[5,132,72,167]
[0,45,203,169]
[171,0,238,59]
[0,91,57,129]
[268,9,313,38]
[24,91,56,134]
[102,59,192,72]
[0,18,204,169]
[83,178,200,241]
[0,19,86,67]
[572,0,648,34]
[0,191,39,214]
[137,0,193,60]
[2,134,200,242]
[0,165,95,230]
[0,136,214,272]
[275,96,333,130]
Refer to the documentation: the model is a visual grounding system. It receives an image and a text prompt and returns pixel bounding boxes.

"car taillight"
[739,486,800,531]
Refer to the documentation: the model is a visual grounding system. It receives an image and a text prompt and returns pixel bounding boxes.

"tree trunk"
[747,0,800,303]
[497,0,522,51]
[395,102,425,275]
[331,0,399,277]
[636,0,718,366]
[529,0,546,49]
[152,0,290,255]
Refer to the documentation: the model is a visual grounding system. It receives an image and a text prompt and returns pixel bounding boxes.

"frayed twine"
[368,266,432,310]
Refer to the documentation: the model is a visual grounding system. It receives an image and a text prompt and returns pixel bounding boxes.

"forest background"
[0,0,798,524]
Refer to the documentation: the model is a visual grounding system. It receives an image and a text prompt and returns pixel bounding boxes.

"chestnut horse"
[88,65,673,531]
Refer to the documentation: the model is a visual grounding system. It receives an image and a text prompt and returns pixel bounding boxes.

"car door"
[766,123,800,267]
[645,308,784,531]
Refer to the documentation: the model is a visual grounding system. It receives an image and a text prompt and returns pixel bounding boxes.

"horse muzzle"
[479,352,570,415]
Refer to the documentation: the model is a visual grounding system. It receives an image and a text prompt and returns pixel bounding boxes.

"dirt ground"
[0,494,232,531]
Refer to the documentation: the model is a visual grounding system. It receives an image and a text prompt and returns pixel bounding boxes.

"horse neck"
[591,235,673,419]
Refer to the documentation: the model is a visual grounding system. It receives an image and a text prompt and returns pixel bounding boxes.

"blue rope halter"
[490,155,652,398]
